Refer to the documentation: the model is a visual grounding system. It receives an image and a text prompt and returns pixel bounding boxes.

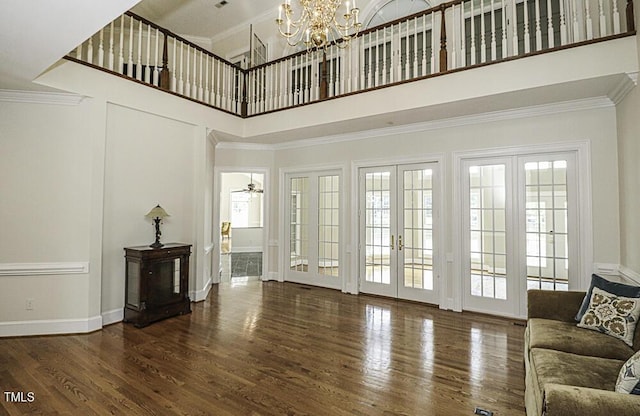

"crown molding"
[216,96,612,151]
[210,9,275,46]
[608,72,638,104]
[0,89,86,106]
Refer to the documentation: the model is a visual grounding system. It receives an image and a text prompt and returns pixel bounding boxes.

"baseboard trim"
[0,315,102,337]
[101,308,124,326]
[264,272,280,282]
[190,278,213,302]
[231,247,263,253]
[0,262,89,276]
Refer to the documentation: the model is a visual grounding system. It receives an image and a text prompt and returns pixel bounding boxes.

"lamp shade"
[145,204,170,219]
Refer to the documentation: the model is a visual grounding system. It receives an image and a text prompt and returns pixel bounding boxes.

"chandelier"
[276,0,362,49]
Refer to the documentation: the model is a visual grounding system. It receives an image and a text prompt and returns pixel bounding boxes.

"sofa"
[525,286,640,416]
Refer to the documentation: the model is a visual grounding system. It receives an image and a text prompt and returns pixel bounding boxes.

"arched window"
[364,0,432,29]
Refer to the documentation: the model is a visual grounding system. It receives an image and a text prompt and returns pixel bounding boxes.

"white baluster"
[431,12,436,73]
[171,39,177,92]
[98,28,104,67]
[572,0,580,41]
[367,33,373,87]
[512,0,520,55]
[198,51,204,101]
[481,0,487,63]
[490,0,497,60]
[452,7,457,69]
[471,0,477,65]
[76,43,82,61]
[108,21,115,71]
[535,0,543,50]
[559,0,568,44]
[396,23,403,79]
[288,58,293,107]
[118,16,125,73]
[374,32,380,87]
[203,55,209,104]
[153,29,159,86]
[501,0,508,58]
[461,2,467,66]
[127,16,134,77]
[599,0,607,36]
[145,24,151,84]
[221,64,226,110]
[305,52,310,102]
[192,49,198,98]
[422,15,428,74]
[524,0,531,53]
[87,35,94,64]
[215,59,221,108]
[185,47,191,97]
[178,42,184,95]
[612,0,621,34]
[389,26,395,83]
[405,21,410,79]
[362,34,368,89]
[585,0,594,39]
[136,19,143,81]
[413,18,418,77]
[340,47,346,95]
[547,0,555,47]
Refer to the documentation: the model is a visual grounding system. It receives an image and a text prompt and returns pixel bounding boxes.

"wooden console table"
[123,243,192,327]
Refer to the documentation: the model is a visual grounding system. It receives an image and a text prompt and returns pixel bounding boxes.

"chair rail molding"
[0,262,90,276]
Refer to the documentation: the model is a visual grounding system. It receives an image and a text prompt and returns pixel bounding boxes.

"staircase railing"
[68,0,635,118]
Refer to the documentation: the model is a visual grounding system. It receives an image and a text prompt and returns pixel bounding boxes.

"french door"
[285,171,341,290]
[359,163,440,304]
[461,152,578,317]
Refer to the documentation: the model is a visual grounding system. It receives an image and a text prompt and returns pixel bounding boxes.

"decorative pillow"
[616,350,640,394]
[577,286,640,347]
[575,274,640,322]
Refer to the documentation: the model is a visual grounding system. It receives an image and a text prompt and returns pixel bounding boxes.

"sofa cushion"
[528,318,634,361]
[577,286,640,347]
[617,350,640,394]
[576,274,640,321]
[530,348,624,392]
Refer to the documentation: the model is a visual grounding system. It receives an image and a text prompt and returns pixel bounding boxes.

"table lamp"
[145,204,170,248]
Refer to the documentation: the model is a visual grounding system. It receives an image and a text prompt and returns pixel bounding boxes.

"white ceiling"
[131,0,289,40]
[0,0,141,90]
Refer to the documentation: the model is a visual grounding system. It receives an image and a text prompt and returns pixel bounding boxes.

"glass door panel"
[360,163,439,304]
[289,176,309,273]
[523,158,572,291]
[398,165,439,304]
[318,175,340,277]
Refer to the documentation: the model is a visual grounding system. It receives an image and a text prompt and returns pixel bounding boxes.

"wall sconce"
[145,204,170,248]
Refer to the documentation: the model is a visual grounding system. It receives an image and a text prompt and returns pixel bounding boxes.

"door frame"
[351,153,446,306]
[279,163,348,291]
[213,166,271,282]
[453,140,592,318]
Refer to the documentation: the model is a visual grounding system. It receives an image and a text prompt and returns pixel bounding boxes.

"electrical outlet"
[474,408,493,416]
[25,298,34,310]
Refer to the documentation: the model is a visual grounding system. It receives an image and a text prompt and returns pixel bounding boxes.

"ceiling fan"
[232,173,264,194]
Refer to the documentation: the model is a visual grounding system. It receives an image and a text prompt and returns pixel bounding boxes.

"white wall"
[0,98,99,334]
[101,103,198,314]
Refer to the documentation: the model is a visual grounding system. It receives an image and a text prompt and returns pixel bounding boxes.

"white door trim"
[453,140,592,319]
[351,153,446,307]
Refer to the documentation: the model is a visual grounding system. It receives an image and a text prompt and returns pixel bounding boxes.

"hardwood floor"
[0,281,526,415]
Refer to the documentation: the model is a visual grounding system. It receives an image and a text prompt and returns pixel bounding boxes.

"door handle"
[398,235,403,251]
[391,235,395,250]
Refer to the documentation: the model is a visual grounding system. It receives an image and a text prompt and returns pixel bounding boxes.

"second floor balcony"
[64,0,638,143]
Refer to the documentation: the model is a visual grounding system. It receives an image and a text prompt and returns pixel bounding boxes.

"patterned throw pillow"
[616,350,640,394]
[575,274,640,322]
[577,286,640,347]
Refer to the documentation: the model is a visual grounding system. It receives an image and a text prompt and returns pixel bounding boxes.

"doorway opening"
[219,172,265,283]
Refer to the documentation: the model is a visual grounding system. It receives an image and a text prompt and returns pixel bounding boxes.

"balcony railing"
[68,0,635,118]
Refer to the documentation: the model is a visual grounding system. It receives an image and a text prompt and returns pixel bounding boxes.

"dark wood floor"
[0,281,526,415]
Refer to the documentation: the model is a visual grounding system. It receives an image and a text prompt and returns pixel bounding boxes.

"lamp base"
[149,241,164,249]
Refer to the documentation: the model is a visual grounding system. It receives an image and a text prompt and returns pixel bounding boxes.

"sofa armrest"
[543,384,640,416]
[527,290,586,322]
